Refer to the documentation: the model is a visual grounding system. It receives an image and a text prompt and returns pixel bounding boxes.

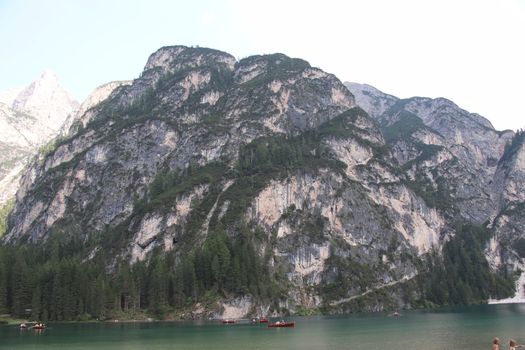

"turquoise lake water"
[2,304,525,349]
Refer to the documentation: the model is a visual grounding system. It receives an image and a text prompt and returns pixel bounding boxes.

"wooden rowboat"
[268,321,294,328]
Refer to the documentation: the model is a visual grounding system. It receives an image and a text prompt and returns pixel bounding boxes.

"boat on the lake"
[20,322,46,330]
[268,321,294,328]
[222,319,235,324]
[259,318,269,323]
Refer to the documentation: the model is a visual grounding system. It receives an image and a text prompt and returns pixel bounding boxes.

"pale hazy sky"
[1,0,524,131]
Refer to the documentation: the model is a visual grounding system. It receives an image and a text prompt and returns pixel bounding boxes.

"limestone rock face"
[344,82,397,119]
[11,71,79,131]
[61,80,133,135]
[346,82,525,281]
[0,72,79,205]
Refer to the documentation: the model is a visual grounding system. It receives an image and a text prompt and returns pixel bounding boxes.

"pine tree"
[92,276,106,320]
[182,257,197,301]
[173,267,185,307]
[0,249,8,314]
[50,271,64,320]
[11,251,32,318]
[148,258,168,317]
[31,285,42,320]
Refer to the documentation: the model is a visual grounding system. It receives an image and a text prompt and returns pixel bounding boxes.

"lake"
[2,304,525,349]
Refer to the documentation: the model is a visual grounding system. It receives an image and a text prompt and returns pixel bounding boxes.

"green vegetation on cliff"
[0,200,14,238]
[416,222,514,306]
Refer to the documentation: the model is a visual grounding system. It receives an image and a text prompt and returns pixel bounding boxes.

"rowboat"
[268,321,294,328]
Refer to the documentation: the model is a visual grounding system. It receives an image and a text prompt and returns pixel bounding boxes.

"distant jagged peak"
[10,70,79,132]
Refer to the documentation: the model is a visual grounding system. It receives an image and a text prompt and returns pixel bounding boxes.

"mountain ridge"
[0,46,522,321]
[0,72,80,206]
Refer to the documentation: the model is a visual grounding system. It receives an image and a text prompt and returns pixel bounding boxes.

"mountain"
[0,103,47,204]
[11,71,79,131]
[0,47,522,322]
[345,81,524,288]
[0,72,80,205]
[346,82,515,223]
[487,130,525,273]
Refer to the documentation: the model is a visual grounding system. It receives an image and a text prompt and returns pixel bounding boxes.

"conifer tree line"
[0,227,282,321]
[417,222,515,306]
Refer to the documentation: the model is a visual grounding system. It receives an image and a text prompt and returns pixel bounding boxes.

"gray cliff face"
[493,139,525,206]
[0,73,79,205]
[344,82,397,119]
[0,104,39,204]
[486,135,525,272]
[61,80,133,135]
[345,82,514,223]
[6,47,355,243]
[11,71,79,131]
[345,82,525,277]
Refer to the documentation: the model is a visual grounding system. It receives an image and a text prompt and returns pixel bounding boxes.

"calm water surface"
[2,304,525,349]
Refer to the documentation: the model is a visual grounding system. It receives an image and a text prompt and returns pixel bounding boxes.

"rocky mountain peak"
[399,97,495,132]
[143,45,236,75]
[345,81,516,224]
[11,70,79,132]
[344,82,397,119]
[0,72,79,206]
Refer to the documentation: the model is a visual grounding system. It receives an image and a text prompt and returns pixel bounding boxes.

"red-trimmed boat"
[259,318,269,323]
[268,321,294,328]
[222,319,235,324]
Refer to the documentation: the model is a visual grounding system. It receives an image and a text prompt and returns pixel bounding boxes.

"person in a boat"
[492,337,500,350]
[509,339,524,350]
